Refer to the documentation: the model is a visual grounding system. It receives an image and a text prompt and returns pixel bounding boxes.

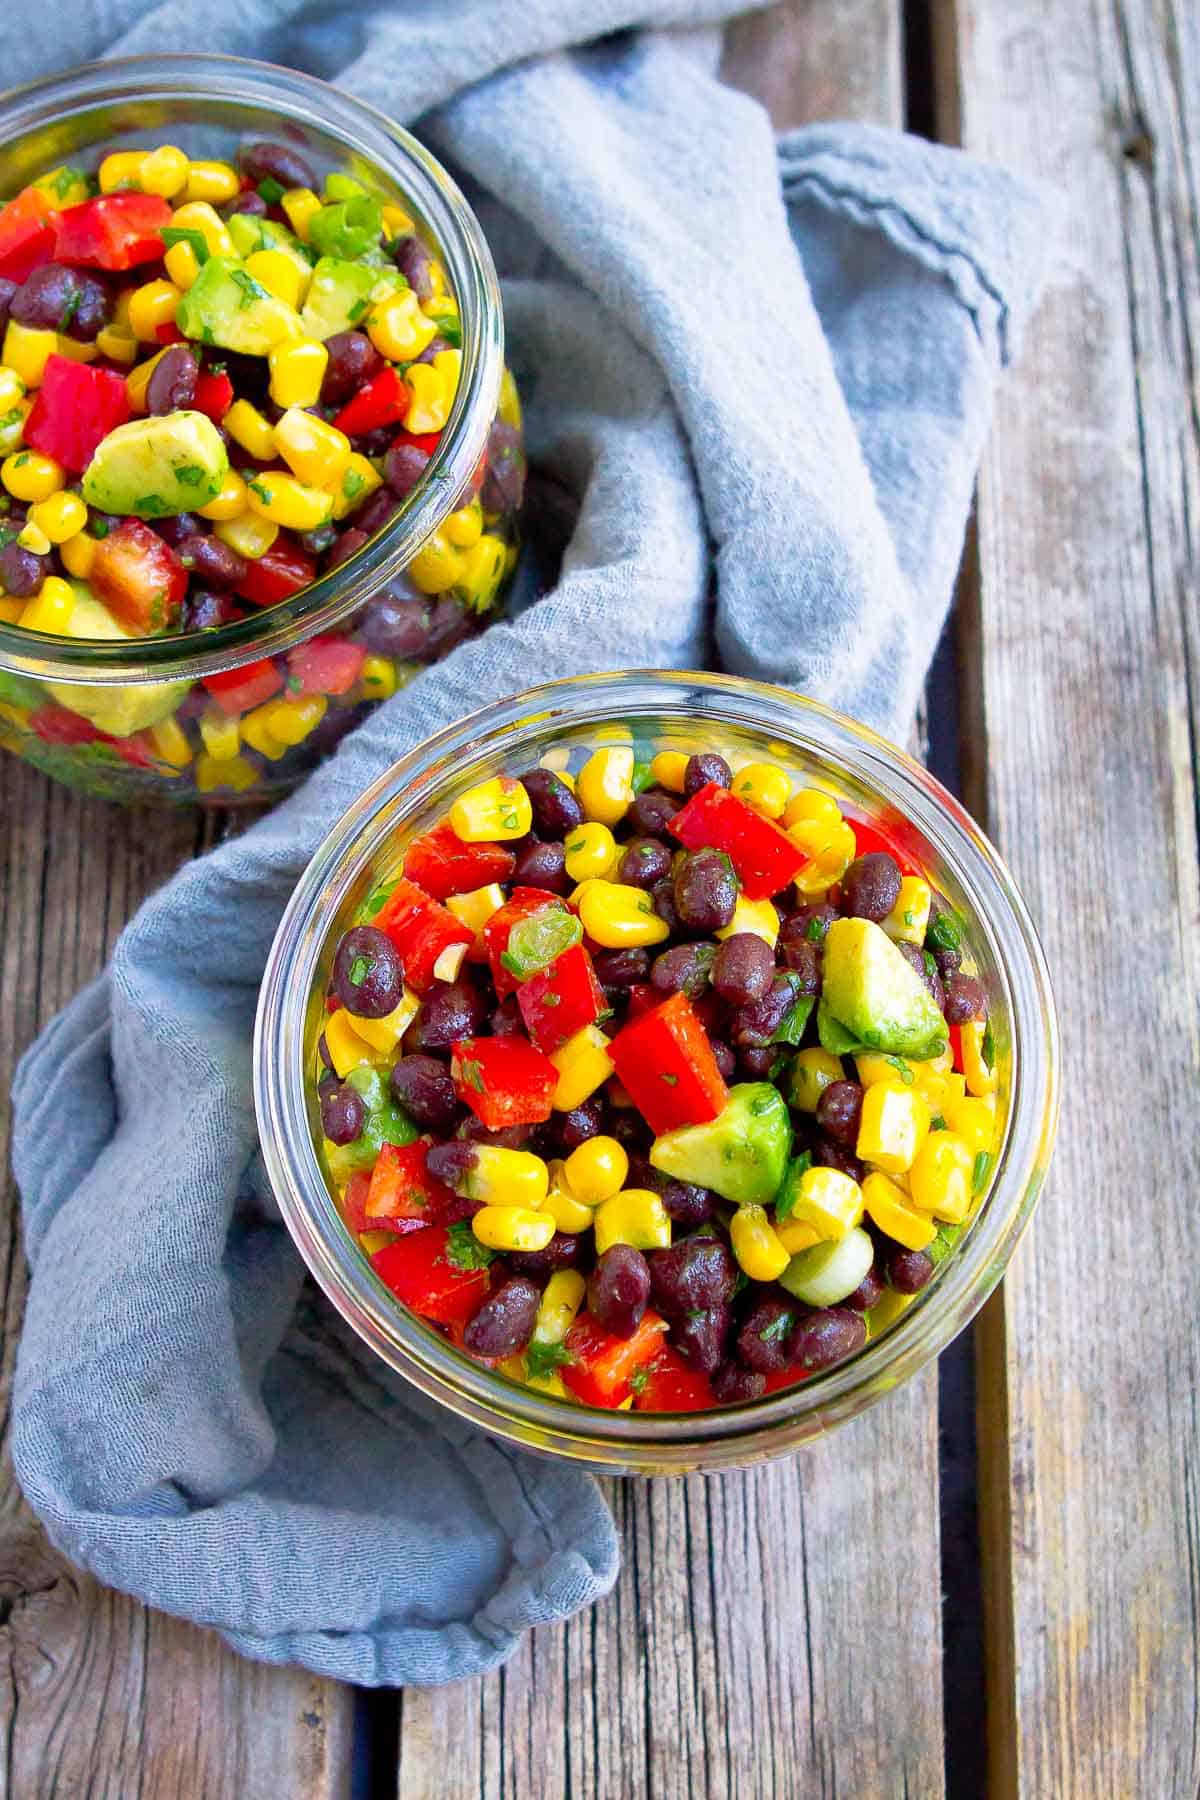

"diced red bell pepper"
[669,781,805,899]
[392,428,441,458]
[155,322,186,345]
[90,519,186,634]
[561,1309,670,1408]
[111,731,158,769]
[484,887,566,998]
[451,1034,559,1130]
[608,990,729,1136]
[403,819,516,902]
[22,354,131,473]
[236,537,316,608]
[844,813,923,880]
[370,1224,490,1326]
[517,942,606,1054]
[332,367,411,437]
[366,1140,456,1225]
[27,703,105,745]
[341,1169,375,1234]
[947,1024,964,1074]
[52,193,171,272]
[762,1367,807,1395]
[0,186,57,282]
[286,634,366,696]
[375,877,473,993]
[193,370,235,422]
[202,657,285,716]
[632,1342,716,1413]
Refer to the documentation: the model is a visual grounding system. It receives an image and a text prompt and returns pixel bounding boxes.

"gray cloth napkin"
[9,4,1054,1686]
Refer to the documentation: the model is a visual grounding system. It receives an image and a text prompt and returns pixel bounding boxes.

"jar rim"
[254,671,1060,1474]
[0,54,504,688]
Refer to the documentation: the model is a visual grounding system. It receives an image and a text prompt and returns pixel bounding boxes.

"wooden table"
[1,3,1196,1794]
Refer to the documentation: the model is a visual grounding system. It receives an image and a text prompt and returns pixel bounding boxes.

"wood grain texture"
[0,761,353,1800]
[934,1,1200,1794]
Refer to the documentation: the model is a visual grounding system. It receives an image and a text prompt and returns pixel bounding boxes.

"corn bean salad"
[0,140,523,800]
[310,738,1003,1413]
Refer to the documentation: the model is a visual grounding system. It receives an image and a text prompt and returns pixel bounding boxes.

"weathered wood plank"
[934,0,1200,1793]
[398,8,947,1796]
[0,760,353,1800]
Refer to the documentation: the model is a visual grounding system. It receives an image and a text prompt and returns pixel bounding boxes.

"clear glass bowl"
[254,672,1059,1474]
[0,55,519,804]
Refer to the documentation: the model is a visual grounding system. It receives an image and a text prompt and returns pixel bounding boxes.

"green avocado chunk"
[82,411,228,519]
[176,254,304,355]
[820,917,946,1056]
[226,212,314,278]
[299,256,400,340]
[649,1082,792,1207]
[43,585,189,737]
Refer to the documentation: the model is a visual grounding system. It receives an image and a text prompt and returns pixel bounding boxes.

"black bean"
[145,344,198,415]
[812,1135,866,1183]
[657,1180,715,1227]
[933,945,962,981]
[608,1108,652,1154]
[223,190,268,218]
[390,1055,460,1132]
[737,1296,798,1373]
[943,973,987,1024]
[320,330,383,406]
[391,234,433,300]
[12,263,106,338]
[425,1141,478,1190]
[895,941,945,1009]
[409,978,485,1050]
[458,1119,532,1150]
[560,1096,606,1151]
[619,837,673,889]
[683,752,731,796]
[845,1268,884,1312]
[592,947,649,989]
[587,1244,652,1339]
[711,933,774,1006]
[480,421,525,514]
[0,542,46,598]
[362,592,434,658]
[425,597,477,658]
[463,1276,542,1359]
[512,839,568,893]
[0,278,16,333]
[729,971,799,1048]
[320,1082,365,1146]
[788,1307,867,1372]
[647,1235,737,1318]
[490,995,524,1037]
[384,442,430,499]
[240,140,317,191]
[183,588,241,632]
[671,1302,731,1373]
[738,1045,778,1079]
[841,853,902,922]
[356,489,402,536]
[674,848,737,932]
[153,512,202,547]
[507,1231,592,1279]
[175,531,246,590]
[816,1080,864,1148]
[780,902,837,946]
[887,1247,935,1294]
[316,1031,333,1072]
[651,878,681,932]
[298,522,338,559]
[521,767,584,838]
[650,940,715,1000]
[627,787,680,838]
[331,925,404,1017]
[412,335,449,366]
[708,1037,736,1082]
[711,1361,767,1404]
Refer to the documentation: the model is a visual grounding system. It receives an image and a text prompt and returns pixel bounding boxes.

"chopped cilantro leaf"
[525,1339,575,1381]
[360,877,398,920]
[805,916,828,943]
[661,1072,679,1086]
[349,953,371,986]
[775,1151,812,1221]
[628,1366,651,1396]
[972,1151,993,1194]
[885,1054,915,1085]
[161,226,210,265]
[342,469,366,501]
[439,1222,494,1271]
[981,1020,996,1069]
[458,1056,485,1093]
[759,1311,794,1344]
[257,177,286,204]
[930,1114,947,1132]
[230,267,267,311]
[174,464,206,486]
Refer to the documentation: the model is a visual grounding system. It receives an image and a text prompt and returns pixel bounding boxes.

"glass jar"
[255,672,1059,1475]
[0,55,520,804]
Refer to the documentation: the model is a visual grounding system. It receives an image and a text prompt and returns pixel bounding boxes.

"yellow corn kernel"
[542,1166,595,1235]
[784,1165,864,1240]
[472,1205,555,1254]
[58,531,97,579]
[52,335,100,367]
[790,815,858,898]
[787,1046,845,1112]
[532,1270,586,1344]
[449,775,532,843]
[563,1136,629,1206]
[882,876,932,947]
[124,347,169,414]
[424,296,460,341]
[2,450,65,504]
[16,521,50,555]
[27,490,87,545]
[224,399,277,462]
[332,452,382,522]
[214,510,278,559]
[194,751,259,795]
[0,396,31,456]
[263,693,328,746]
[909,1130,974,1224]
[246,470,334,532]
[408,528,467,596]
[185,160,240,204]
[113,291,133,331]
[865,1287,917,1339]
[425,258,449,301]
[455,533,507,612]
[2,322,57,389]
[732,761,791,819]
[461,1145,549,1209]
[577,745,635,828]
[960,1017,999,1096]
[138,145,189,199]
[594,1189,671,1255]
[0,599,25,624]
[0,368,24,412]
[127,279,182,342]
[367,287,438,362]
[550,1025,614,1111]
[95,323,138,366]
[98,150,146,192]
[324,1007,381,1078]
[446,881,506,946]
[163,239,202,292]
[168,201,236,259]
[381,203,415,237]
[272,408,351,491]
[443,499,483,548]
[18,575,76,634]
[862,1171,937,1253]
[648,750,688,792]
[855,1052,912,1089]
[856,1081,929,1176]
[243,247,308,311]
[404,350,460,434]
[715,893,780,947]
[281,187,322,240]
[198,469,250,522]
[360,653,399,701]
[498,366,522,431]
[776,1217,823,1257]
[943,1091,998,1159]
[148,714,193,769]
[33,166,90,208]
[730,1204,791,1281]
[198,707,242,762]
[345,987,421,1055]
[239,704,288,761]
[782,787,841,830]
[577,880,671,950]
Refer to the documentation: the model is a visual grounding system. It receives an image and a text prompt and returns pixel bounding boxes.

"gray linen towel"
[8,4,1055,1684]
